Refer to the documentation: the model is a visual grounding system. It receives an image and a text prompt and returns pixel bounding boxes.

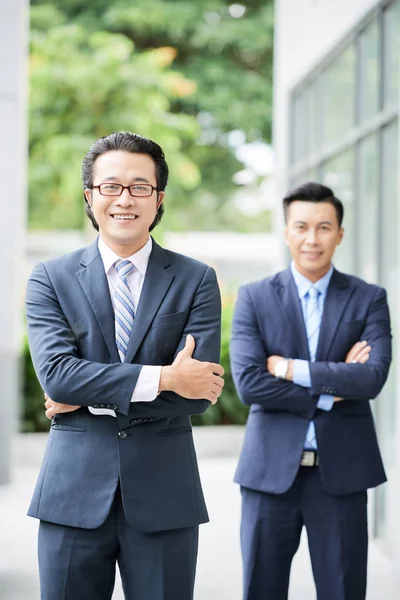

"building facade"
[273,0,400,574]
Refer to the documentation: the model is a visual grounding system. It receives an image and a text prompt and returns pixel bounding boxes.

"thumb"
[181,334,195,358]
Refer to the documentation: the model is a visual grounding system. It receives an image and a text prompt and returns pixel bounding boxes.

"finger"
[208,391,218,405]
[358,353,370,364]
[44,399,54,409]
[210,363,224,376]
[212,376,224,389]
[352,346,372,362]
[181,334,195,358]
[45,408,55,420]
[212,383,223,397]
[346,341,366,362]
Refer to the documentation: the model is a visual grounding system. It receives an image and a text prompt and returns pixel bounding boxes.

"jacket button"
[130,419,138,425]
[118,431,128,440]
[93,404,100,408]
[112,405,119,411]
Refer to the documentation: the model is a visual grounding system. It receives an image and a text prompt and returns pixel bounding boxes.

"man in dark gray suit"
[26,131,224,600]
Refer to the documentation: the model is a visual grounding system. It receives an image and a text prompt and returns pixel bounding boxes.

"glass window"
[321,45,356,147]
[383,0,400,108]
[374,120,398,539]
[309,79,321,156]
[320,149,355,272]
[292,85,316,165]
[378,119,398,463]
[358,20,379,122]
[357,134,379,282]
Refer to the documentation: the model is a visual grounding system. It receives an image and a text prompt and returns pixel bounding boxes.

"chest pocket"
[151,310,189,329]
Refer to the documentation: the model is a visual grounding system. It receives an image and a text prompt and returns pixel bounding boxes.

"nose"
[305,228,318,245]
[116,188,135,207]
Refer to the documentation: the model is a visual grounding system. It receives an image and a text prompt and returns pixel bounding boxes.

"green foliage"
[29,1,274,232]
[192,295,249,426]
[21,337,50,432]
[22,294,247,431]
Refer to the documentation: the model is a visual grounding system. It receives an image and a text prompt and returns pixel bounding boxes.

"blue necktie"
[114,259,135,362]
[304,286,321,448]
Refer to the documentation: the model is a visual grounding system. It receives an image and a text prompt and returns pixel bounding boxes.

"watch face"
[275,360,287,379]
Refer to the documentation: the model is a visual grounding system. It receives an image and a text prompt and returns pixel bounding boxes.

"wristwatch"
[274,358,289,380]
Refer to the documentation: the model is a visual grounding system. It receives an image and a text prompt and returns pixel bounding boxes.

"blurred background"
[1,0,400,598]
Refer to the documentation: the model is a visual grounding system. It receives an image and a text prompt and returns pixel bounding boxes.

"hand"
[345,340,371,364]
[159,334,224,404]
[44,393,81,420]
[267,356,293,381]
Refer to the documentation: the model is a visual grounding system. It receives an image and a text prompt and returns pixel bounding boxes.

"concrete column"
[0,0,29,483]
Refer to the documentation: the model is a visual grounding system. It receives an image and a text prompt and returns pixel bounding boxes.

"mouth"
[110,213,137,221]
[302,251,322,259]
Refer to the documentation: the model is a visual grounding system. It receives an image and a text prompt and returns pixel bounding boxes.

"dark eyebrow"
[292,220,334,226]
[100,176,151,184]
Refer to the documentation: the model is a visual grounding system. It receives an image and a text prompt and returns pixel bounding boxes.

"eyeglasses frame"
[92,183,159,198]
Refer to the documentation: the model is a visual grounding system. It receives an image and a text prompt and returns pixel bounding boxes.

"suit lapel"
[316,269,355,360]
[75,239,120,362]
[274,269,310,360]
[123,240,175,363]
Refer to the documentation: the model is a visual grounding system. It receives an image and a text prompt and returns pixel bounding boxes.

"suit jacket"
[230,268,392,496]
[25,237,221,532]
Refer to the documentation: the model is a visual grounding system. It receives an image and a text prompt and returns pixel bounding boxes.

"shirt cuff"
[130,366,162,403]
[317,395,335,411]
[292,360,311,388]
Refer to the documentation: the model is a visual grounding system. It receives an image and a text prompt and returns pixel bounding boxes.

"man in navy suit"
[26,131,224,600]
[230,182,392,600]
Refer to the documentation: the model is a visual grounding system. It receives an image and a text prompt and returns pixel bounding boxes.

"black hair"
[82,131,169,231]
[283,181,344,227]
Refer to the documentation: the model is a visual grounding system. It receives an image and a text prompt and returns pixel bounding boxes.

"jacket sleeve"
[230,285,319,419]
[26,262,140,416]
[309,287,392,400]
[127,265,222,420]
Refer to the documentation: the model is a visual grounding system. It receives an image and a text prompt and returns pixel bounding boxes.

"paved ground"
[0,428,398,599]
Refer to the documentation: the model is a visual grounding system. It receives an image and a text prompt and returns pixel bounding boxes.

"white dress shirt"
[88,236,161,417]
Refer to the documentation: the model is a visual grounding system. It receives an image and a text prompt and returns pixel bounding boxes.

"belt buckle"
[301,450,316,467]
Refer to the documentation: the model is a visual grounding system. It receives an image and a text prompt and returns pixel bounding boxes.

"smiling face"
[84,150,164,257]
[285,200,344,282]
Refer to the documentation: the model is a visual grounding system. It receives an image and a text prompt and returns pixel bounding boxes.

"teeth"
[112,215,136,220]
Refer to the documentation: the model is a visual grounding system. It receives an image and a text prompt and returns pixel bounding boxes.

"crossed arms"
[230,285,392,421]
[26,262,224,421]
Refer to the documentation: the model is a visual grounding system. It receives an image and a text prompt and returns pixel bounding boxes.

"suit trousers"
[241,467,368,600]
[38,484,199,600]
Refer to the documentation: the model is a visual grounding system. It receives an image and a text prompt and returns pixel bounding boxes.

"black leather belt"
[300,450,319,467]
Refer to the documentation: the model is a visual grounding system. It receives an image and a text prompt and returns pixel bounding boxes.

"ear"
[337,227,344,246]
[84,188,92,206]
[156,191,165,209]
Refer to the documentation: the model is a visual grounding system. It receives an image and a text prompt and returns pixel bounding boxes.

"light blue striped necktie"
[114,259,135,362]
[304,286,321,448]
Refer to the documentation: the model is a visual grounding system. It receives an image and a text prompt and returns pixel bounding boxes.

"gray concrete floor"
[0,428,398,599]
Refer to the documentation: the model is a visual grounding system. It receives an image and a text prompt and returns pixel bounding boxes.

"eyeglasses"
[92,183,159,197]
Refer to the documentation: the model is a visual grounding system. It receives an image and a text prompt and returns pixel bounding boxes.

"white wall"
[0,0,29,483]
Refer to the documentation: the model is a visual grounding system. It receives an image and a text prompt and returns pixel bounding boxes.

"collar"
[98,236,153,277]
[290,261,334,299]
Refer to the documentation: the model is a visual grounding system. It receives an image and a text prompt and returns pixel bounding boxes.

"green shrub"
[192,295,249,426]
[21,336,49,432]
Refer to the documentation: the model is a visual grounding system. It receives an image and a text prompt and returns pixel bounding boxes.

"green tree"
[29,7,201,231]
[29,1,274,231]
